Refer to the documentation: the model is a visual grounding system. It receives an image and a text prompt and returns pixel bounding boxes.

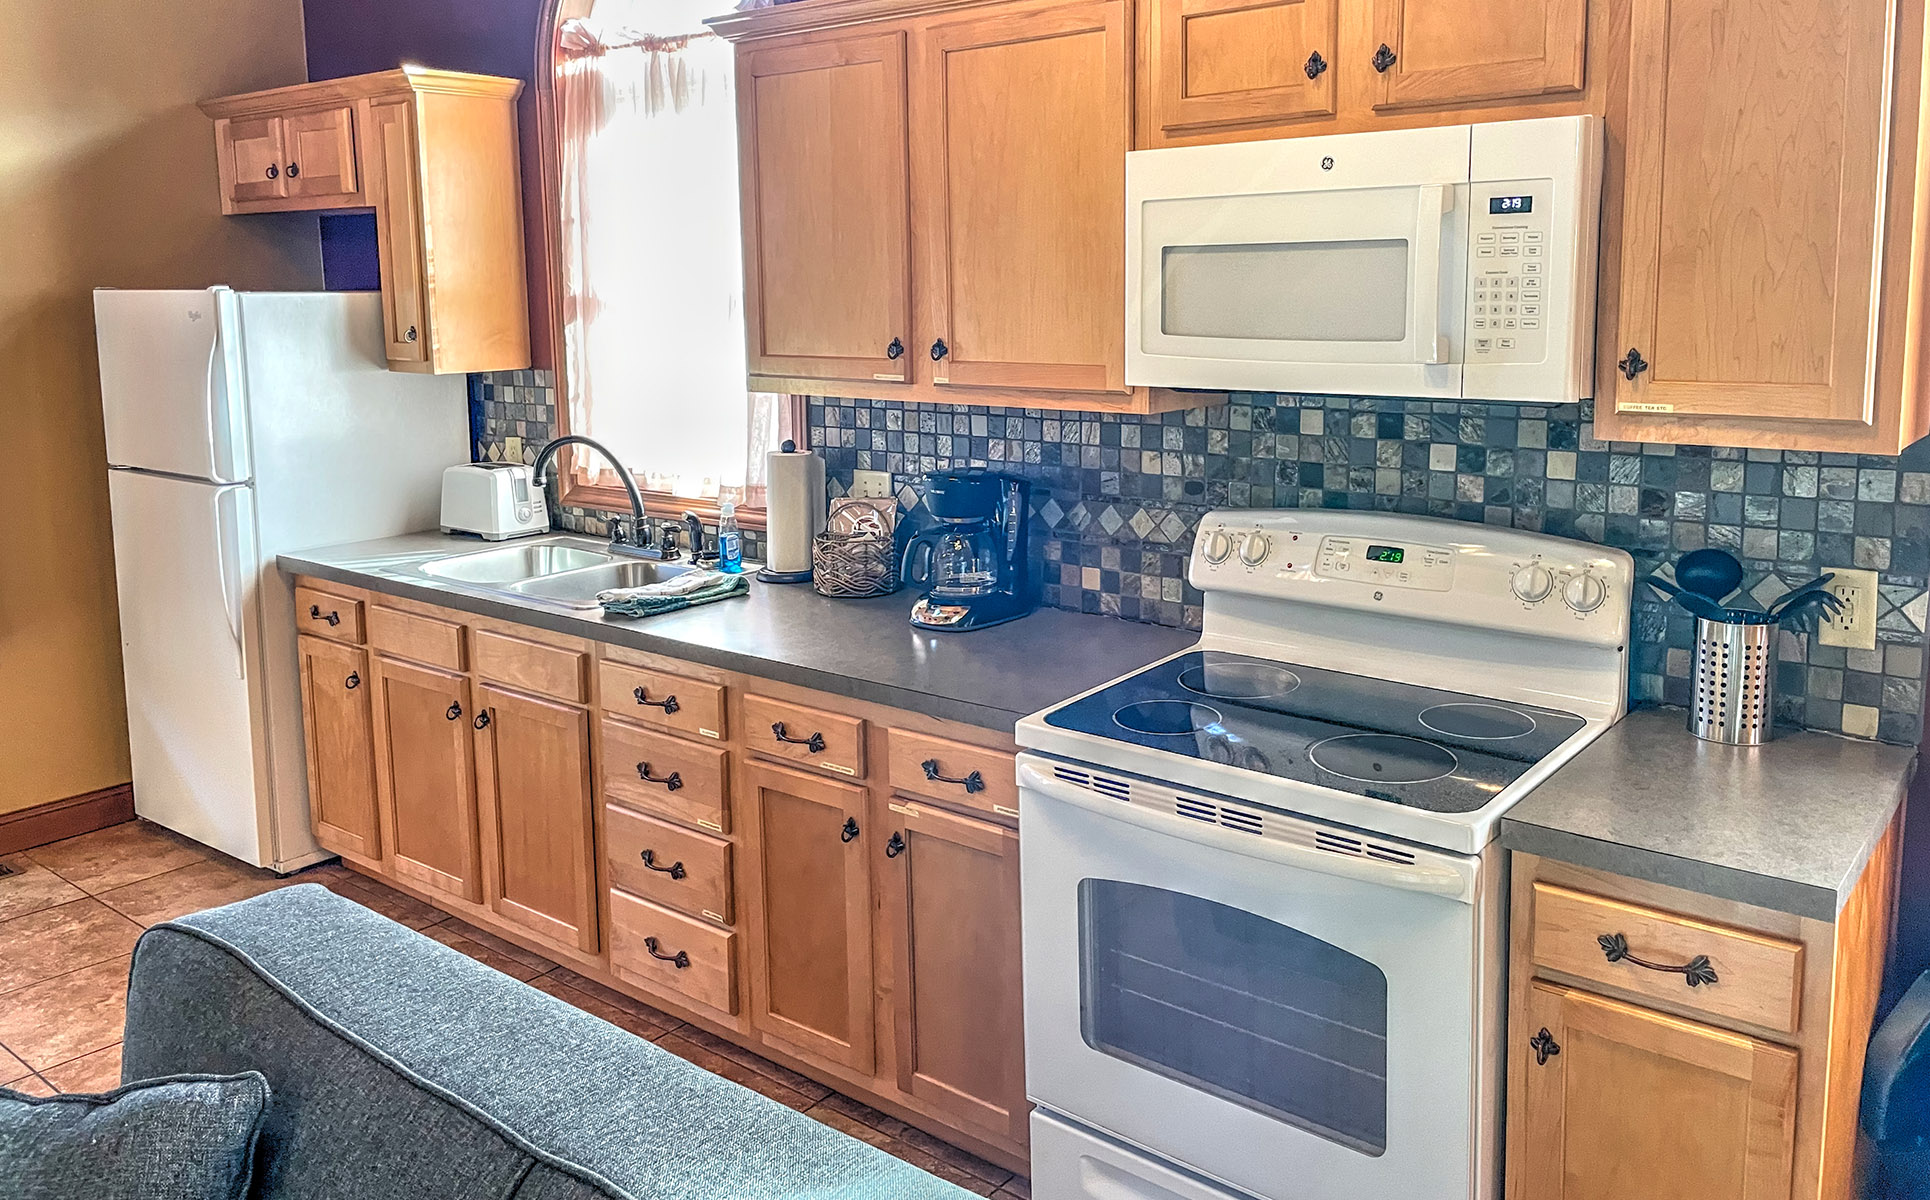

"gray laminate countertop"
[1500,707,1917,919]
[279,532,1196,734]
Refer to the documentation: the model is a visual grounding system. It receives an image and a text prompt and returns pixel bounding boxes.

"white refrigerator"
[95,287,468,872]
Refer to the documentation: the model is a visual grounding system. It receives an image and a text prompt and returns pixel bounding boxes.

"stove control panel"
[1314,536,1455,591]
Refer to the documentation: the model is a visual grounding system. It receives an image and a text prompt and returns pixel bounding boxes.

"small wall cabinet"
[200,67,531,376]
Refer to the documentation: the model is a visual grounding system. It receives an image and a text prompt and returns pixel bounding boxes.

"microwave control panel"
[1467,180,1552,366]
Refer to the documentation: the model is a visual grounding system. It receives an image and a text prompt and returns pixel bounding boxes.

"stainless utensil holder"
[1690,617,1776,745]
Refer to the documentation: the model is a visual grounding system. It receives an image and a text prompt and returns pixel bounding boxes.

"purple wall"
[302,0,552,362]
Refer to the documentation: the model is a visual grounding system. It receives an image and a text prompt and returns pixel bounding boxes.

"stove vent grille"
[1312,829,1418,866]
[1053,765,1133,802]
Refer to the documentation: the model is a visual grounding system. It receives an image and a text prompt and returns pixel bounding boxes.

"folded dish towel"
[598,570,749,618]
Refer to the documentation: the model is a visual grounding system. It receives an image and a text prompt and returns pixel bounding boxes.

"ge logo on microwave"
[1320,156,1335,170]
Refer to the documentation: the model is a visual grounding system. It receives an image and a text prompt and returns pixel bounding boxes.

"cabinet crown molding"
[200,66,523,120]
[707,0,1050,43]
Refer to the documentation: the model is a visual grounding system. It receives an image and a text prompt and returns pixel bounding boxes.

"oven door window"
[1078,879,1388,1156]
[1161,240,1410,343]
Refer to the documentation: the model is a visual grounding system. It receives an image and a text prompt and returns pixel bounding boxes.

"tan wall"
[1,1,322,816]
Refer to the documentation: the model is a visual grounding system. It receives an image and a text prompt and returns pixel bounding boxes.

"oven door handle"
[1018,762,1474,901]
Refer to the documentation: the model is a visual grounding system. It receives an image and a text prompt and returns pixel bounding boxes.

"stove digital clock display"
[1366,544,1405,564]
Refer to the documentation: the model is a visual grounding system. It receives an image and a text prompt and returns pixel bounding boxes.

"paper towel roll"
[764,444,827,576]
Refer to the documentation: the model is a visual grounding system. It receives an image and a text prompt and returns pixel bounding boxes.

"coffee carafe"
[901,470,1033,632]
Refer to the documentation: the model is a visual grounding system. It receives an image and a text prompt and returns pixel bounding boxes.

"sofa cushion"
[0,1072,269,1200]
[122,884,974,1200]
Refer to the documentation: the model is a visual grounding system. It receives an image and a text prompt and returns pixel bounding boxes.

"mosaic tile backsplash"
[470,371,1929,745]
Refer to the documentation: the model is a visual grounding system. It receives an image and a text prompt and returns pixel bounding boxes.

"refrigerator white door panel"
[94,288,249,482]
[108,470,273,866]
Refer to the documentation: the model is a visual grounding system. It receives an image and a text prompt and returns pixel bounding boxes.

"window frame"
[532,0,786,531]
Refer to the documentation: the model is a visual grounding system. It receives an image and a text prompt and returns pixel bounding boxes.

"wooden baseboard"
[0,784,135,856]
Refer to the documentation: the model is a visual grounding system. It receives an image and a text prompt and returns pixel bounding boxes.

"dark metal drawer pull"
[309,604,341,626]
[921,759,985,794]
[886,832,906,858]
[636,762,683,791]
[643,936,690,969]
[445,702,462,721]
[1598,932,1719,988]
[633,687,680,714]
[772,722,826,753]
[1530,1028,1561,1066]
[640,849,687,880]
[840,817,860,843]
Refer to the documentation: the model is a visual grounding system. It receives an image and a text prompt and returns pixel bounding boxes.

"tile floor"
[0,819,1029,1198]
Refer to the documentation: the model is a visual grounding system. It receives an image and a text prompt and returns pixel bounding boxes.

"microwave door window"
[1161,240,1410,342]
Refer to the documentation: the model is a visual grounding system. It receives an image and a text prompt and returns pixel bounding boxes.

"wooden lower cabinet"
[741,761,877,1074]
[1512,982,1798,1200]
[296,635,381,862]
[474,682,600,955]
[370,655,482,903]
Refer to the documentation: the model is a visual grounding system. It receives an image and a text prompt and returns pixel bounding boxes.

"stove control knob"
[1510,563,1556,603]
[1201,528,1234,565]
[1564,571,1609,613]
[1239,532,1271,567]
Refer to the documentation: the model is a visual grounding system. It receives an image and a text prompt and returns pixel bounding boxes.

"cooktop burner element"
[1178,661,1301,700]
[1114,701,1223,736]
[1418,703,1537,741]
[1309,734,1457,784]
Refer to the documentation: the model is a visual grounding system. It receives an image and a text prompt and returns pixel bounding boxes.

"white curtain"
[557,0,779,505]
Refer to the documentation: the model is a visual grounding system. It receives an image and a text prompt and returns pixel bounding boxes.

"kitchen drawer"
[601,719,731,833]
[1529,882,1805,1035]
[367,604,465,671]
[605,804,733,924]
[609,888,737,1015]
[886,729,1018,819]
[474,630,587,704]
[742,694,865,779]
[295,585,364,644]
[598,662,726,742]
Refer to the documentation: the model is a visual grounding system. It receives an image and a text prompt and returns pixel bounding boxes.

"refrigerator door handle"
[203,333,225,481]
[213,484,246,679]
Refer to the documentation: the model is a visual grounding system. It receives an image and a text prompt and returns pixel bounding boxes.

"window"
[543,0,793,523]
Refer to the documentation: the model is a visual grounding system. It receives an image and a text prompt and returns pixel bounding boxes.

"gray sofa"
[122,884,974,1200]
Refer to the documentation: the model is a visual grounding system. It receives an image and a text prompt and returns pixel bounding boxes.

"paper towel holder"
[758,439,821,585]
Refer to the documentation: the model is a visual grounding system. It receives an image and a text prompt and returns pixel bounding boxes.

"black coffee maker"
[901,470,1033,632]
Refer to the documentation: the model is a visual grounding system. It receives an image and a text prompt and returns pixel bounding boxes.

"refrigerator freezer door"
[95,288,250,483]
[107,469,281,867]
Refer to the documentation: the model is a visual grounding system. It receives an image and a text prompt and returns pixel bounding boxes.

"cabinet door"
[297,636,380,861]
[739,33,913,386]
[1608,0,1892,428]
[283,105,361,202]
[473,683,599,955]
[912,0,1130,393]
[370,98,430,366]
[883,801,1026,1144]
[1367,0,1586,111]
[1146,0,1337,137]
[372,655,481,903]
[1509,982,1797,1200]
[215,115,287,207]
[741,761,875,1073]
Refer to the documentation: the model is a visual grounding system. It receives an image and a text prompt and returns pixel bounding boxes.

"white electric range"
[1014,510,1633,1200]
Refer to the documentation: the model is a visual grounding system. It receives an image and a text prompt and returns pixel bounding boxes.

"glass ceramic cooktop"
[1045,650,1587,814]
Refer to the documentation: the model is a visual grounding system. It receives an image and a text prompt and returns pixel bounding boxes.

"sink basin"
[419,541,616,585]
[507,560,700,609]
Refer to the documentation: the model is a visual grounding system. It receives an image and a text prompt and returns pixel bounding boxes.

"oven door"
[1019,757,1503,1200]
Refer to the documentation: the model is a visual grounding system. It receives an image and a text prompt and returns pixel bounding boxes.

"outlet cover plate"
[851,469,893,500]
[1817,567,1880,650]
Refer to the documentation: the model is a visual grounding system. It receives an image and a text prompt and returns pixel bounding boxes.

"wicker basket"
[812,530,899,598]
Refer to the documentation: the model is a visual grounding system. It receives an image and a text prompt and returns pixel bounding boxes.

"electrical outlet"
[850,469,893,500]
[503,435,523,465]
[1817,567,1880,650]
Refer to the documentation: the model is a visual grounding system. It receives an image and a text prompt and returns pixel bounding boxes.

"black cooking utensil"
[1772,589,1845,627]
[1643,576,1732,622]
[1676,549,1745,602]
[1766,573,1836,621]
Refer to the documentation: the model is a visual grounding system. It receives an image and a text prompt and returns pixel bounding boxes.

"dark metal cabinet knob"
[886,832,907,859]
[445,702,462,720]
[265,164,279,180]
[1618,348,1650,381]
[930,338,949,362]
[405,325,418,342]
[1304,51,1328,80]
[886,337,905,360]
[1530,1028,1561,1066]
[344,672,360,690]
[840,817,860,843]
[473,711,491,730]
[286,162,301,178]
[1373,43,1397,72]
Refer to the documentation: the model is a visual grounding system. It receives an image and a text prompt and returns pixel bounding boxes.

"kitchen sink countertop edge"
[1499,707,1918,920]
[279,532,1197,733]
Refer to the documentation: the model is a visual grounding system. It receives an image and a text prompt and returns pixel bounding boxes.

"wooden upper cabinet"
[1367,0,1587,112]
[1600,0,1907,450]
[739,32,913,386]
[283,105,361,202]
[1146,0,1338,138]
[297,635,382,864]
[371,655,482,904]
[370,98,430,366]
[912,0,1131,394]
[741,762,876,1074]
[473,682,600,956]
[215,115,287,208]
[1510,982,1798,1200]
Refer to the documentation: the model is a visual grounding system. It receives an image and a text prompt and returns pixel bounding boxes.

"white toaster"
[439,463,551,540]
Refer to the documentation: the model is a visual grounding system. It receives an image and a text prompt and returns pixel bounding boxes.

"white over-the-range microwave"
[1126,114,1604,403]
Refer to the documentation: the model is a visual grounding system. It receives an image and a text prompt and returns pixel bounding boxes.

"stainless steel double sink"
[412,536,696,610]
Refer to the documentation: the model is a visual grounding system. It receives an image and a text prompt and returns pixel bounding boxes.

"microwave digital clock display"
[1365,545,1405,564]
[1489,195,1534,214]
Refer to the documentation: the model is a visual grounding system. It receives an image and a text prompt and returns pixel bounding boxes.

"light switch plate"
[851,469,893,500]
[1817,567,1879,650]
